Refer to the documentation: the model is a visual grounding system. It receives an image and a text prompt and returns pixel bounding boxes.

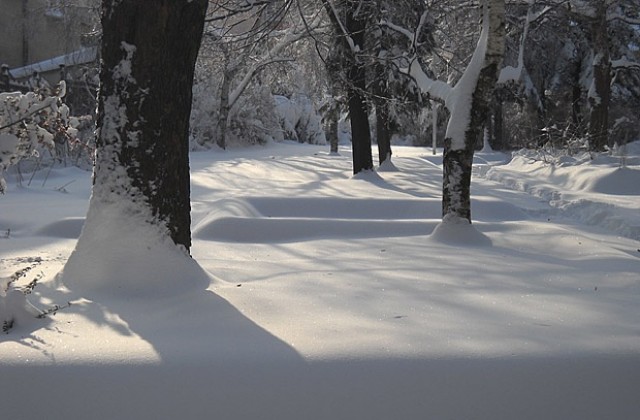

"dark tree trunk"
[489,93,504,150]
[372,55,392,165]
[375,98,392,165]
[348,76,373,173]
[571,63,583,136]
[345,6,373,174]
[588,1,611,152]
[217,67,233,150]
[95,0,207,251]
[324,39,342,155]
[321,0,373,174]
[326,102,340,154]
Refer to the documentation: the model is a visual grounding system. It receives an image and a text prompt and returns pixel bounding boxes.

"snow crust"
[1,142,639,419]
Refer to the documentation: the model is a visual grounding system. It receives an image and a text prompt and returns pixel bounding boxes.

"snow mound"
[429,216,492,247]
[35,217,85,238]
[580,167,640,195]
[0,289,44,333]
[478,144,640,240]
[193,197,437,243]
[377,159,399,172]
[60,204,210,298]
[245,197,433,220]
[195,217,434,243]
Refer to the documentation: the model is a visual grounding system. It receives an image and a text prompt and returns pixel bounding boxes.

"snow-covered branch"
[0,86,68,193]
[498,1,537,84]
[227,17,321,109]
[228,57,295,109]
[611,57,640,70]
[407,59,454,105]
[380,19,415,43]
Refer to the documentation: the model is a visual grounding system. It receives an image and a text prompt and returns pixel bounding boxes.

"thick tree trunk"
[345,5,373,174]
[95,0,207,251]
[348,75,373,174]
[442,0,505,222]
[321,0,373,174]
[588,1,611,152]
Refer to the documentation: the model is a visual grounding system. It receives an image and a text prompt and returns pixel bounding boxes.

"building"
[0,0,99,113]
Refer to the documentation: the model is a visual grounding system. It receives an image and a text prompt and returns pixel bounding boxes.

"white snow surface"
[1,142,639,419]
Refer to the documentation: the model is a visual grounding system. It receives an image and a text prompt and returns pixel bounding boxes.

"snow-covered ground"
[1,142,639,419]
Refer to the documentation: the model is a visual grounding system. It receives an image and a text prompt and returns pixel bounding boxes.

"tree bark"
[216,67,233,150]
[94,0,207,251]
[346,5,373,174]
[375,97,392,165]
[489,93,504,150]
[326,100,340,154]
[321,0,373,174]
[442,0,505,222]
[588,1,611,152]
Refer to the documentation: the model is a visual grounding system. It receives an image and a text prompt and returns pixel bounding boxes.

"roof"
[8,46,98,79]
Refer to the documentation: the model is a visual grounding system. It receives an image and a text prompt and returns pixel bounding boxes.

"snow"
[408,3,496,152]
[1,142,640,419]
[479,147,640,241]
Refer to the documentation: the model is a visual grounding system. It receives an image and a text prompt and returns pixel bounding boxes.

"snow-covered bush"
[190,76,328,149]
[0,259,44,333]
[227,85,283,146]
[189,75,220,149]
[190,78,282,149]
[274,94,326,144]
[0,82,78,192]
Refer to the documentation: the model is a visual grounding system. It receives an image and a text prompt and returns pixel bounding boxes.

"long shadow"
[3,352,639,419]
[96,287,306,365]
[1,263,311,418]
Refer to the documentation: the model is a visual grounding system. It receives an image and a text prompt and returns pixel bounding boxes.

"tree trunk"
[216,67,233,150]
[375,97,392,166]
[348,76,373,174]
[588,1,610,152]
[94,0,207,251]
[321,0,373,174]
[345,6,373,174]
[324,33,343,155]
[489,93,504,150]
[442,0,505,222]
[326,101,340,154]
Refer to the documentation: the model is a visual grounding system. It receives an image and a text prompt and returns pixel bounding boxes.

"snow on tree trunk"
[442,0,505,222]
[59,0,209,297]
[588,1,611,153]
